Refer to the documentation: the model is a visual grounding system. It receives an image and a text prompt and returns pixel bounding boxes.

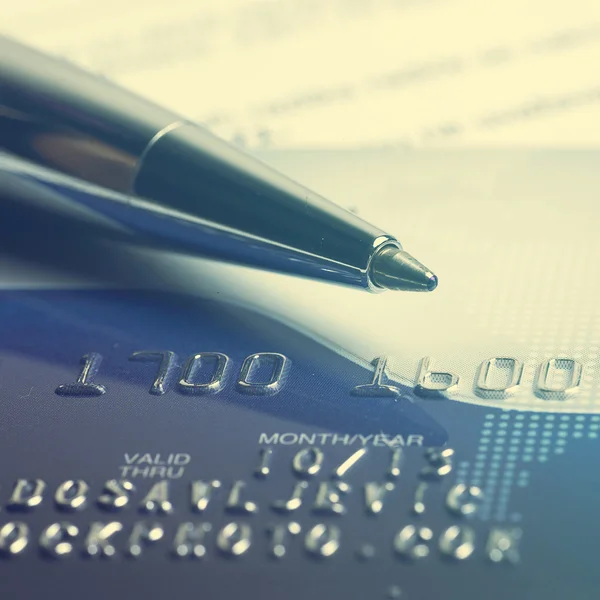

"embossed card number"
[54,352,584,402]
[55,352,290,397]
[355,356,583,401]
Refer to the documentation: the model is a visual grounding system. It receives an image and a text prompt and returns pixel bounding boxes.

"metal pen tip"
[370,246,438,292]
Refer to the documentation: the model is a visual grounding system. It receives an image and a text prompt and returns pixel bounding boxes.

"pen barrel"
[0,35,176,189]
[133,123,395,287]
[0,35,400,288]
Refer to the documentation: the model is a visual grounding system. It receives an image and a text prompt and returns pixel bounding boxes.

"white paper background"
[3,0,600,148]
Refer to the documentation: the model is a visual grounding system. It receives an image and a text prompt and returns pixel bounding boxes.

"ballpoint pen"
[0,35,437,292]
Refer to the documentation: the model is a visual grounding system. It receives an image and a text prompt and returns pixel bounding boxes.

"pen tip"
[370,247,438,292]
[426,273,439,291]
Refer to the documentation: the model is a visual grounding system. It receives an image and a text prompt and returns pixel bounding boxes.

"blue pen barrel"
[1,35,433,290]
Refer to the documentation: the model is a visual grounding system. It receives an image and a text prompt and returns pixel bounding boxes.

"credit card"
[0,288,595,599]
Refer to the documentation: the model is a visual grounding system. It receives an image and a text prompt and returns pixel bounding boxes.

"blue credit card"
[0,288,596,599]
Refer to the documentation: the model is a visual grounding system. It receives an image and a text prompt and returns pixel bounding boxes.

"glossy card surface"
[0,288,597,600]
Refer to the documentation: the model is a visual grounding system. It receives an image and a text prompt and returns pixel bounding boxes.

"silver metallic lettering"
[97,479,135,511]
[267,522,301,559]
[292,447,324,478]
[534,358,582,400]
[237,353,289,395]
[190,480,221,513]
[129,351,177,395]
[40,522,78,557]
[226,481,258,514]
[351,356,402,398]
[179,352,229,395]
[486,528,522,564]
[387,448,403,479]
[413,482,428,515]
[55,353,106,396]
[84,522,123,557]
[216,522,252,556]
[364,482,395,514]
[333,448,368,479]
[475,357,523,399]
[414,357,459,398]
[0,522,29,556]
[173,522,212,559]
[439,525,476,560]
[446,484,484,516]
[139,481,173,514]
[128,522,164,557]
[420,447,454,479]
[393,525,433,559]
[54,480,88,511]
[255,447,273,478]
[271,481,309,513]
[8,479,46,510]
[304,524,340,558]
[312,481,350,516]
